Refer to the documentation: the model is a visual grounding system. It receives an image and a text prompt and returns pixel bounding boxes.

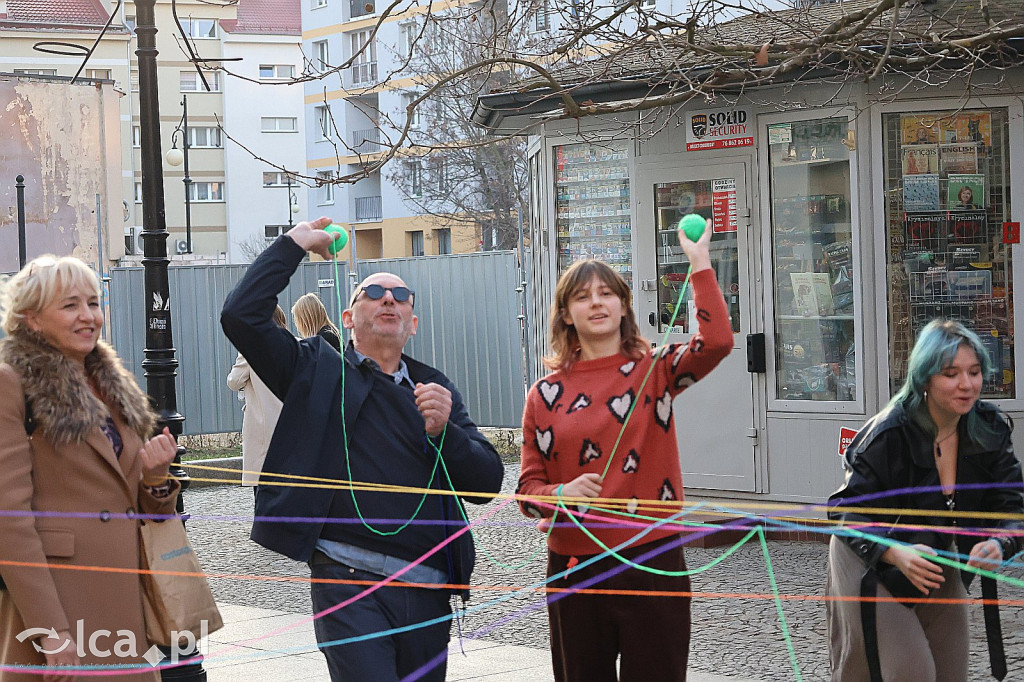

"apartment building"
[301,0,483,259]
[221,0,308,263]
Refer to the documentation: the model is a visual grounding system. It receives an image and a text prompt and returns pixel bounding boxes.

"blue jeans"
[309,552,453,682]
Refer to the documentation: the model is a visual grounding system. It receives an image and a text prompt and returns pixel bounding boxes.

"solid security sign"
[686,108,754,151]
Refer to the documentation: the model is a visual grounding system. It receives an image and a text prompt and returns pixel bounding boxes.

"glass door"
[636,161,757,492]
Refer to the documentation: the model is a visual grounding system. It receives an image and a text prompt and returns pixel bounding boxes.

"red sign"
[1003,222,1020,244]
[838,427,859,457]
[711,179,737,233]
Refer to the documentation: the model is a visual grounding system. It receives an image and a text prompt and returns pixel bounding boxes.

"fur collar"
[0,330,156,445]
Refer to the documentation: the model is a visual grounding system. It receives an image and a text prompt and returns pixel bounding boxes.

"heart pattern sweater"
[518,268,733,556]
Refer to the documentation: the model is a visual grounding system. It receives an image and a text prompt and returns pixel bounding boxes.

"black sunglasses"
[356,284,415,305]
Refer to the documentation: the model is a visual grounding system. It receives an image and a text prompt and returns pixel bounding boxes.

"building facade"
[300,0,491,259]
[0,0,133,268]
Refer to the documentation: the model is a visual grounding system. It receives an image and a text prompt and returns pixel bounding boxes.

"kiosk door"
[635,162,758,492]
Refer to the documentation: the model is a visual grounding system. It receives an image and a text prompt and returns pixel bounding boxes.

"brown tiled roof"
[1,0,110,25]
[221,0,300,36]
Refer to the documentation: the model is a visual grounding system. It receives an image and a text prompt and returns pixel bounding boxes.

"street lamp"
[285,173,300,228]
[165,94,192,254]
[134,1,204,678]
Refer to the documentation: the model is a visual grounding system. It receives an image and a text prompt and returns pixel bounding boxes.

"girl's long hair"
[291,293,339,339]
[544,259,647,372]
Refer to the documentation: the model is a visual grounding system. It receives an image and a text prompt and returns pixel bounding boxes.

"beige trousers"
[826,536,969,682]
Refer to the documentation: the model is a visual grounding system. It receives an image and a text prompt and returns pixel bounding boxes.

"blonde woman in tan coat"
[226,305,287,487]
[0,255,179,681]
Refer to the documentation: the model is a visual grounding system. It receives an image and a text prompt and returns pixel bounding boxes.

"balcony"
[350,0,375,18]
[351,128,381,153]
[349,61,377,86]
[354,195,382,222]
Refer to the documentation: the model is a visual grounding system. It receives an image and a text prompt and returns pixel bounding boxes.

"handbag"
[139,517,224,646]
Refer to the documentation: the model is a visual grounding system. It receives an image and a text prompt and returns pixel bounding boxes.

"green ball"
[678,214,706,242]
[325,223,349,254]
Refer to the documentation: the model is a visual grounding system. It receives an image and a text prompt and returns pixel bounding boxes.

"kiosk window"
[653,180,740,334]
[883,109,1014,398]
[554,142,632,284]
[768,118,856,401]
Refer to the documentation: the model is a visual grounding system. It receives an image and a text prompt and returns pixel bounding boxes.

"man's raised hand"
[286,217,337,259]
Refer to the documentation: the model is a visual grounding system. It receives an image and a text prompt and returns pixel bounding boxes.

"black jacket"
[221,236,504,592]
[829,400,1023,580]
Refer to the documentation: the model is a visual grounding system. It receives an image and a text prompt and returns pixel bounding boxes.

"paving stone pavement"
[183,465,1024,681]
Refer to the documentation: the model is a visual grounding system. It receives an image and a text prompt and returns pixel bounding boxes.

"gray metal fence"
[105,251,525,434]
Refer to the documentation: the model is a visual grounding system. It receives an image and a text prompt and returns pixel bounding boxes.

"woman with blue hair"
[827,319,1023,682]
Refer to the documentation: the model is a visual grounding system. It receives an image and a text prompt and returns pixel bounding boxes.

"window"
[882,108,1014,399]
[178,17,217,39]
[408,160,423,197]
[132,126,141,148]
[262,172,296,187]
[14,69,57,76]
[125,15,136,32]
[315,105,331,140]
[402,92,421,129]
[436,228,451,255]
[187,182,224,202]
[534,0,550,31]
[85,69,111,80]
[259,64,295,80]
[180,70,221,92]
[317,171,335,205]
[351,0,375,18]
[399,22,419,58]
[410,230,424,257]
[265,225,287,240]
[614,0,655,7]
[261,116,298,132]
[187,126,222,148]
[130,68,139,92]
[432,157,448,194]
[134,182,143,203]
[349,30,377,85]
[313,40,330,73]
[767,118,853,402]
[312,0,328,8]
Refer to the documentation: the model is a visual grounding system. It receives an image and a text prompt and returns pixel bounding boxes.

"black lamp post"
[165,94,192,254]
[285,173,299,228]
[134,1,203,679]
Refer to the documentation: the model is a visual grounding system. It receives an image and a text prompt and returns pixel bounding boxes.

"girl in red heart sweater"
[518,219,732,682]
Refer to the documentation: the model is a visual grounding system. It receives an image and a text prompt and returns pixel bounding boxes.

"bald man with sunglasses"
[221,218,504,682]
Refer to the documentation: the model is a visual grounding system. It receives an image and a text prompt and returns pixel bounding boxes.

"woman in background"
[292,293,341,351]
[227,305,288,490]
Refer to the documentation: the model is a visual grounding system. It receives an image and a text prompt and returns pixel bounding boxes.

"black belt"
[860,570,1006,681]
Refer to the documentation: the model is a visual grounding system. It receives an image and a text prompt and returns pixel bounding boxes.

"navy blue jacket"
[221,236,504,591]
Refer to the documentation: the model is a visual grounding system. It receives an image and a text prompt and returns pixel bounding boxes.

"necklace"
[934,427,957,458]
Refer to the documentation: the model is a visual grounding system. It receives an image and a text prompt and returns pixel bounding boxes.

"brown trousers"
[546,534,691,682]
[827,536,969,682]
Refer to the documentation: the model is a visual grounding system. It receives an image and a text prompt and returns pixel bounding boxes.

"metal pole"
[135,1,203,678]
[182,94,193,254]
[16,175,26,269]
[286,173,294,229]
